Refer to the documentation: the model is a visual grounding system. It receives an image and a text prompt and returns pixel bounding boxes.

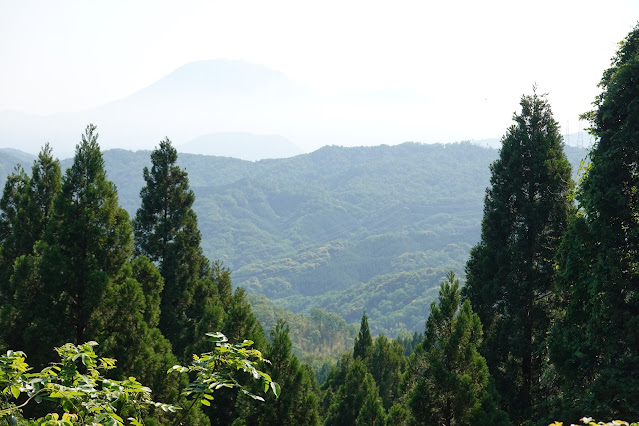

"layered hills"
[0,142,589,335]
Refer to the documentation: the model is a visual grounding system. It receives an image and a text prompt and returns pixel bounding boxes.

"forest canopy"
[0,21,638,426]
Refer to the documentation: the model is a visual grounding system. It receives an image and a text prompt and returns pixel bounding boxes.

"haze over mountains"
[0,58,595,334]
[0,60,419,158]
[0,59,594,160]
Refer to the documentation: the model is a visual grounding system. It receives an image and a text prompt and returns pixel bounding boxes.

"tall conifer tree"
[353,311,373,360]
[550,23,639,420]
[462,90,573,421]
[133,138,210,351]
[0,166,31,258]
[25,143,61,247]
[324,357,386,426]
[0,127,201,424]
[0,145,60,277]
[0,145,61,353]
[0,165,31,299]
[406,272,507,426]
[134,140,265,425]
[365,335,406,411]
[46,124,133,345]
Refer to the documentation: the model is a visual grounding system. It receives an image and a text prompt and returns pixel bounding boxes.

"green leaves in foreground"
[0,332,278,425]
[0,341,164,425]
[548,418,639,426]
[169,331,280,408]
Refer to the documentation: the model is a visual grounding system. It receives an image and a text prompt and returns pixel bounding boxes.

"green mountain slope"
[0,142,588,335]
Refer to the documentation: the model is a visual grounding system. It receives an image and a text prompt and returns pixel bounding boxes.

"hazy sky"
[1,0,639,146]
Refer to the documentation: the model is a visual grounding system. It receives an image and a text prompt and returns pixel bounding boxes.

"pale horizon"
[1,0,637,156]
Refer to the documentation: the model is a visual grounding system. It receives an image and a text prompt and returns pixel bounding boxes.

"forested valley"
[0,22,638,426]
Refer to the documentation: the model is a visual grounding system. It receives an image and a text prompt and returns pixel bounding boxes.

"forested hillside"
[0,143,588,335]
[1,17,638,426]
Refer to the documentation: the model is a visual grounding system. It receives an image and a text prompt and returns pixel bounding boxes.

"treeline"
[311,24,639,425]
[0,137,590,337]
[0,23,638,426]
[0,130,282,425]
[425,25,639,425]
[0,127,474,425]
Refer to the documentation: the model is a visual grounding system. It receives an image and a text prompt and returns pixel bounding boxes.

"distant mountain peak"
[178,131,303,161]
[136,59,301,98]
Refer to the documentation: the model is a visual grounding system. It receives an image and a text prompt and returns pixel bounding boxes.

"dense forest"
[0,22,638,426]
[0,139,589,339]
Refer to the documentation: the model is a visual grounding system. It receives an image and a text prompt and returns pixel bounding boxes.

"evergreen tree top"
[353,311,373,359]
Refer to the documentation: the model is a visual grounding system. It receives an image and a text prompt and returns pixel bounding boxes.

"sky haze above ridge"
[1,0,638,153]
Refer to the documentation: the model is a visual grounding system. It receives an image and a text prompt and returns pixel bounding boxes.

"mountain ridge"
[0,142,589,334]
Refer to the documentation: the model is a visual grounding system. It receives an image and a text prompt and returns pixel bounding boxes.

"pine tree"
[365,335,406,410]
[133,142,267,424]
[0,127,203,424]
[320,354,353,418]
[0,165,31,262]
[0,131,215,424]
[462,90,573,421]
[0,146,62,352]
[0,164,32,330]
[353,311,373,360]
[356,389,387,426]
[325,357,386,426]
[133,138,210,352]
[45,125,133,346]
[0,145,60,272]
[24,143,61,249]
[240,319,320,426]
[406,272,508,426]
[0,128,134,365]
[550,23,639,420]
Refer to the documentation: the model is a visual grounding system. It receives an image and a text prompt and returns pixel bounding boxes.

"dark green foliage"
[240,320,320,426]
[187,262,266,356]
[0,165,31,261]
[222,286,266,350]
[24,144,61,248]
[320,354,353,418]
[0,127,200,424]
[321,331,405,424]
[183,262,229,358]
[95,257,184,408]
[386,403,410,425]
[324,357,386,426]
[550,23,639,420]
[0,242,57,361]
[133,138,198,264]
[405,272,508,426]
[353,311,373,359]
[463,91,573,421]
[133,138,210,352]
[0,164,33,336]
[201,285,268,425]
[365,335,406,410]
[133,141,270,425]
[356,389,387,426]
[48,125,134,345]
[396,331,423,357]
[0,145,60,282]
[0,126,137,366]
[0,142,589,337]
